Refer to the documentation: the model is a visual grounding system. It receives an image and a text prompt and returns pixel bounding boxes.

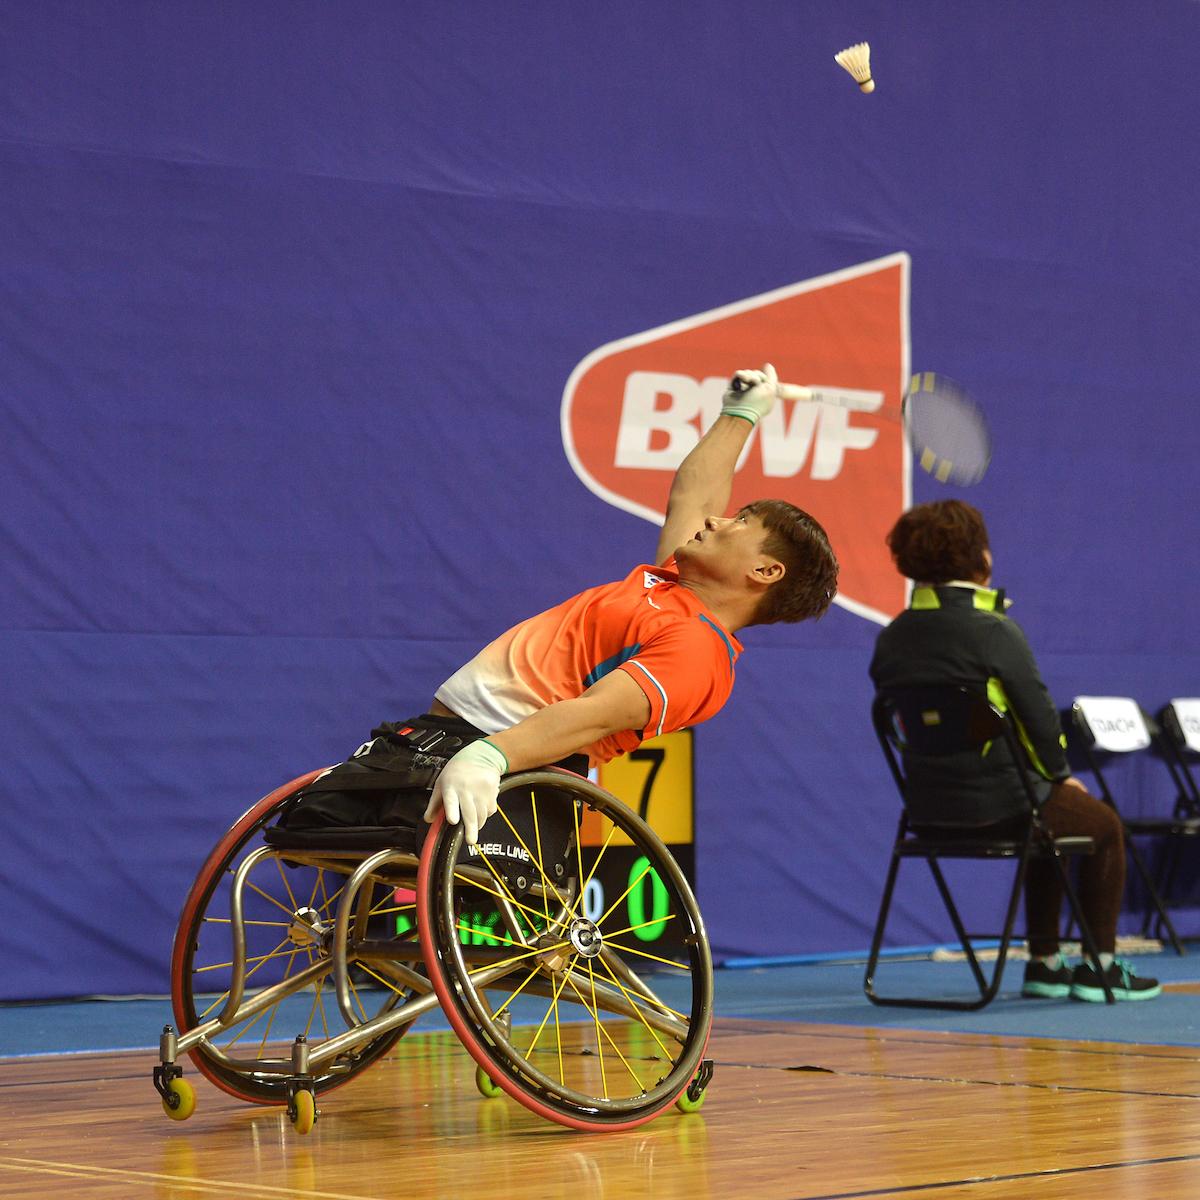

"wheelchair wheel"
[171,771,418,1105]
[417,769,713,1131]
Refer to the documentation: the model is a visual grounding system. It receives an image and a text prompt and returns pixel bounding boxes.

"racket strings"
[904,374,991,486]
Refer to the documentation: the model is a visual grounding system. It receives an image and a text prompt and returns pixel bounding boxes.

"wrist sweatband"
[720,406,760,426]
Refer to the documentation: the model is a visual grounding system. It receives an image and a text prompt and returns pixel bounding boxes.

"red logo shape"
[561,253,912,623]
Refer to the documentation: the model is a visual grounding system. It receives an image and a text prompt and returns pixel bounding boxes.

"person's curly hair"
[739,499,839,624]
[886,499,990,584]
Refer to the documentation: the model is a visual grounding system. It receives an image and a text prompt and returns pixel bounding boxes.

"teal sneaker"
[1021,958,1072,999]
[1071,958,1162,1002]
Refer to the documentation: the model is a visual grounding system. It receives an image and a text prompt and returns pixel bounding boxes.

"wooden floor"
[3,1018,1200,1199]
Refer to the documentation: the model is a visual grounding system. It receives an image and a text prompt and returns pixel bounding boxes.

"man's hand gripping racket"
[722,364,779,426]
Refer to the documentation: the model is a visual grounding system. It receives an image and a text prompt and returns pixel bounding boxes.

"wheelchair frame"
[152,767,714,1133]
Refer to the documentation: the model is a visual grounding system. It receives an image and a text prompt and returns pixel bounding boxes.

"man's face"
[675,512,774,582]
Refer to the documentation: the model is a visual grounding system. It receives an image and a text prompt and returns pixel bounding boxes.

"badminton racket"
[731,370,991,486]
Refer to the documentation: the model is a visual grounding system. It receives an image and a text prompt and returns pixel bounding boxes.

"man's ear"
[752,559,786,585]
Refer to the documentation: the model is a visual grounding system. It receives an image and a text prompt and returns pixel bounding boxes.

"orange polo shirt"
[435,558,742,764]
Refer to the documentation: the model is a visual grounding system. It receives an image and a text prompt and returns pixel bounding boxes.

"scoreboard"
[582,728,696,960]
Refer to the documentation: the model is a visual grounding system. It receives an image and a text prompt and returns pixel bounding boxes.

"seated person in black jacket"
[870,499,1159,1002]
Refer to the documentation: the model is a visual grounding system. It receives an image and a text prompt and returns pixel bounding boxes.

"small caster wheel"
[475,1065,503,1100]
[676,1058,713,1113]
[289,1088,317,1135]
[161,1076,196,1122]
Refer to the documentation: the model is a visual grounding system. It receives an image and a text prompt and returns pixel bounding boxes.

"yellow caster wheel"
[675,1059,713,1113]
[475,1065,503,1100]
[289,1088,317,1135]
[162,1076,196,1122]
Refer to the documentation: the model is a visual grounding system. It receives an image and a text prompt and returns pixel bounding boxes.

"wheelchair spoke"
[192,936,299,975]
[470,848,538,927]
[200,917,291,928]
[347,972,369,1023]
[317,868,334,917]
[196,988,233,1023]
[596,913,678,942]
[451,871,560,931]
[306,973,331,1041]
[597,860,656,928]
[560,966,655,1097]
[273,856,302,915]
[600,940,690,971]
[490,963,545,1021]
[495,799,570,910]
[571,809,620,928]
[462,940,571,980]
[530,791,552,924]
[593,957,676,1057]
[254,954,294,1055]
[306,866,324,911]
[218,952,326,1051]
[354,960,413,997]
[564,965,608,1099]
[525,971,571,1085]
[455,919,530,948]
[511,795,617,937]
[224,991,278,1049]
[456,864,549,926]
[244,877,308,919]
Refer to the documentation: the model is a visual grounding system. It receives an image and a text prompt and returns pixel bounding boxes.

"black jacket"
[869,584,1069,827]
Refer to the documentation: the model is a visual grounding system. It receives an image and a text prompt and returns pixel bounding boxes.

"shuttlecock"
[835,42,874,93]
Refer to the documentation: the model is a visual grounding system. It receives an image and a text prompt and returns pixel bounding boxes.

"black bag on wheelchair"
[265,715,577,894]
[267,716,481,843]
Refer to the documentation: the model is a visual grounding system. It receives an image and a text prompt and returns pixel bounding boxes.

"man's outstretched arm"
[655,365,779,564]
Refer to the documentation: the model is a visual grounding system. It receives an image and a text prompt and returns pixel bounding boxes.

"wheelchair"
[152,764,714,1133]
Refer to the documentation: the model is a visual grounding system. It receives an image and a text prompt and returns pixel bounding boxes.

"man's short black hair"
[739,499,839,624]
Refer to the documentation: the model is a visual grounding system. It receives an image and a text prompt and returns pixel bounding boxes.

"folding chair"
[1159,698,1200,814]
[1153,699,1200,933]
[865,685,1112,1010]
[1069,696,1194,955]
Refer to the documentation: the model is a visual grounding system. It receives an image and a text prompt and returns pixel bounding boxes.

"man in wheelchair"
[158,365,838,1133]
[410,363,840,845]
[278,364,837,884]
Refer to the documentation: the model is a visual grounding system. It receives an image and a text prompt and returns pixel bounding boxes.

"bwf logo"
[561,254,911,623]
[616,372,884,480]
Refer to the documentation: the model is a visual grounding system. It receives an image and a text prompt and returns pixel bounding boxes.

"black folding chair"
[1069,696,1197,955]
[865,685,1112,1009]
[1159,698,1200,816]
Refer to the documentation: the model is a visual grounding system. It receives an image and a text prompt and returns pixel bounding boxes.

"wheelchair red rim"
[416,807,703,1132]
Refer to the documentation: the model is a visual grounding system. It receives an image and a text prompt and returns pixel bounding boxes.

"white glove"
[721,363,778,426]
[423,739,508,846]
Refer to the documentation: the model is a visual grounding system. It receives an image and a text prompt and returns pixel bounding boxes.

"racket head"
[903,372,991,486]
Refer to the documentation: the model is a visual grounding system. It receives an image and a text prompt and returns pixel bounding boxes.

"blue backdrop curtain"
[2,1,1198,998]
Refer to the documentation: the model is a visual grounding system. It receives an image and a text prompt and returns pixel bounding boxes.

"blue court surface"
[4,948,1197,1060]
